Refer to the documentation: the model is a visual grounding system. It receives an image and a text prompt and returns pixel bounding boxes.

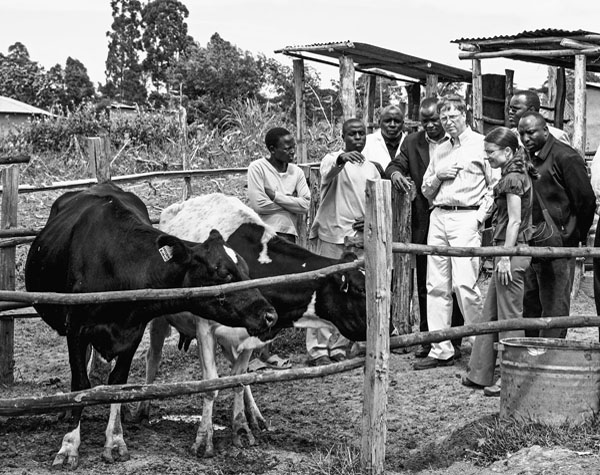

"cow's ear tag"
[340,274,349,293]
[159,245,174,262]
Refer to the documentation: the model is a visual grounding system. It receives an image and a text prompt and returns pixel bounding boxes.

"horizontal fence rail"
[2,315,598,417]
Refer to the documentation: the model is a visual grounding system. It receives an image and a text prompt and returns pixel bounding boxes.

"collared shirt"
[425,133,450,161]
[421,127,499,224]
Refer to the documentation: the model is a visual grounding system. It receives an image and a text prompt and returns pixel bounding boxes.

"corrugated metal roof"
[275,41,472,83]
[450,29,600,73]
[0,96,52,116]
[452,29,598,44]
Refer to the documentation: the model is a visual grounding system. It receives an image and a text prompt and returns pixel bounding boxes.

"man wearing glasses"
[414,94,498,370]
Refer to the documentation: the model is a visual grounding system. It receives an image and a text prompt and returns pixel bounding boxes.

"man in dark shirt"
[385,97,464,358]
[518,111,595,337]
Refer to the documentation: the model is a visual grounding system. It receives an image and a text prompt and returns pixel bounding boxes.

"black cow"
[137,193,367,457]
[24,184,277,469]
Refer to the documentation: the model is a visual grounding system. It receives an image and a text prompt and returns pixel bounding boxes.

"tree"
[64,57,95,107]
[105,0,146,103]
[141,0,192,91]
[0,42,46,107]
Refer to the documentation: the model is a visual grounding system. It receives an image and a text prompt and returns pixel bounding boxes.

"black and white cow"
[24,183,277,469]
[137,193,368,457]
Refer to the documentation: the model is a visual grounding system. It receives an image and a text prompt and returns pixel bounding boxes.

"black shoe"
[460,375,484,389]
[453,346,462,360]
[309,355,332,367]
[414,345,431,358]
[413,356,454,371]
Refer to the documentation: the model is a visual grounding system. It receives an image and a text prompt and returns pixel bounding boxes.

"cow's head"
[156,229,277,338]
[315,251,368,341]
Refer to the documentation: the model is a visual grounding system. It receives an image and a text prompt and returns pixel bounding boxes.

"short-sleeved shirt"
[492,159,533,243]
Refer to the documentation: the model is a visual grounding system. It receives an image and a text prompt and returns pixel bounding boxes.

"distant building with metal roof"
[0,95,52,135]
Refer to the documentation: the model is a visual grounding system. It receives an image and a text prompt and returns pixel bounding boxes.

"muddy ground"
[1,178,600,474]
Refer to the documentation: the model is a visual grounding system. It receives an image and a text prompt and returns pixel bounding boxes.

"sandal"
[248,358,269,372]
[262,354,292,370]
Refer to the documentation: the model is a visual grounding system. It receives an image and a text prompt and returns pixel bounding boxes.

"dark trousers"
[593,219,600,340]
[523,256,575,339]
[416,254,464,348]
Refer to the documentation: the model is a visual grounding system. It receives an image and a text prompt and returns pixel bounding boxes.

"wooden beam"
[458,34,600,49]
[364,75,377,133]
[339,55,357,122]
[573,54,587,156]
[425,74,438,98]
[472,59,484,133]
[361,179,391,475]
[293,59,308,164]
[504,69,514,127]
[459,46,600,60]
[0,166,18,385]
[0,155,30,165]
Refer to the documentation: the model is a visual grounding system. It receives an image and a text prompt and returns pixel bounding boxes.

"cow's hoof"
[102,446,130,464]
[51,453,78,470]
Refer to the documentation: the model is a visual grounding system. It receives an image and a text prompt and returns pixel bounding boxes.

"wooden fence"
[2,150,600,473]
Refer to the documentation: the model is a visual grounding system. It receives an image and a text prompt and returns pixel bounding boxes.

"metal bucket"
[500,337,600,425]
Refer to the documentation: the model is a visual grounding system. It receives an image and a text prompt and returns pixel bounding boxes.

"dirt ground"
[2,178,600,474]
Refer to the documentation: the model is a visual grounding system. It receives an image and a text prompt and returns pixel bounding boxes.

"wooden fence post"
[361,179,391,475]
[179,106,192,201]
[305,166,321,253]
[472,59,484,133]
[364,75,377,133]
[293,59,308,165]
[0,165,19,384]
[339,55,356,122]
[391,186,414,335]
[87,137,111,183]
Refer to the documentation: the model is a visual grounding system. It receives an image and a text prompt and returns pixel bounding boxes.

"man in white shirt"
[415,94,498,370]
[591,148,600,331]
[308,118,381,366]
[362,105,407,170]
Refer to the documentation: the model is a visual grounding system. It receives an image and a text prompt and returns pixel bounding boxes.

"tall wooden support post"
[364,75,377,133]
[504,69,514,127]
[0,166,18,384]
[293,59,308,164]
[391,187,413,334]
[555,67,567,130]
[407,84,421,121]
[573,55,587,155]
[304,166,321,253]
[339,55,356,122]
[472,59,484,133]
[361,179,392,475]
[87,137,111,183]
[179,106,192,201]
[425,74,438,98]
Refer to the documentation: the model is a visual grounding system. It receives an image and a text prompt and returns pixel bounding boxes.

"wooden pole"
[0,155,30,165]
[391,186,414,335]
[555,67,567,130]
[407,84,421,121]
[306,166,321,252]
[87,137,111,183]
[504,69,514,127]
[472,59,484,133]
[425,74,438,98]
[179,106,192,201]
[361,179,391,475]
[0,165,18,384]
[293,59,308,164]
[339,55,357,122]
[296,164,312,249]
[573,54,587,155]
[364,75,377,133]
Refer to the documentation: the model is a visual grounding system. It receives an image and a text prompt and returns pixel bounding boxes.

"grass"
[305,442,365,475]
[468,415,600,466]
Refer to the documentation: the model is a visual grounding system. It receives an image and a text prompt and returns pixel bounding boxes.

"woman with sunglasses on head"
[461,126,538,396]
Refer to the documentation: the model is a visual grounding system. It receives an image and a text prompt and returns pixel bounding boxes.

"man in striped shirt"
[414,94,498,370]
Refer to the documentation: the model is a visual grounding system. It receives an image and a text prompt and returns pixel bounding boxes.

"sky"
[2,0,600,91]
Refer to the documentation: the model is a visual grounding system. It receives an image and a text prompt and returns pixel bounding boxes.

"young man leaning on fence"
[307,118,381,366]
[247,126,311,370]
[518,111,595,338]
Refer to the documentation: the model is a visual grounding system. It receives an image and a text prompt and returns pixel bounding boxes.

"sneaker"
[309,355,332,367]
[413,356,454,371]
[484,379,501,397]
